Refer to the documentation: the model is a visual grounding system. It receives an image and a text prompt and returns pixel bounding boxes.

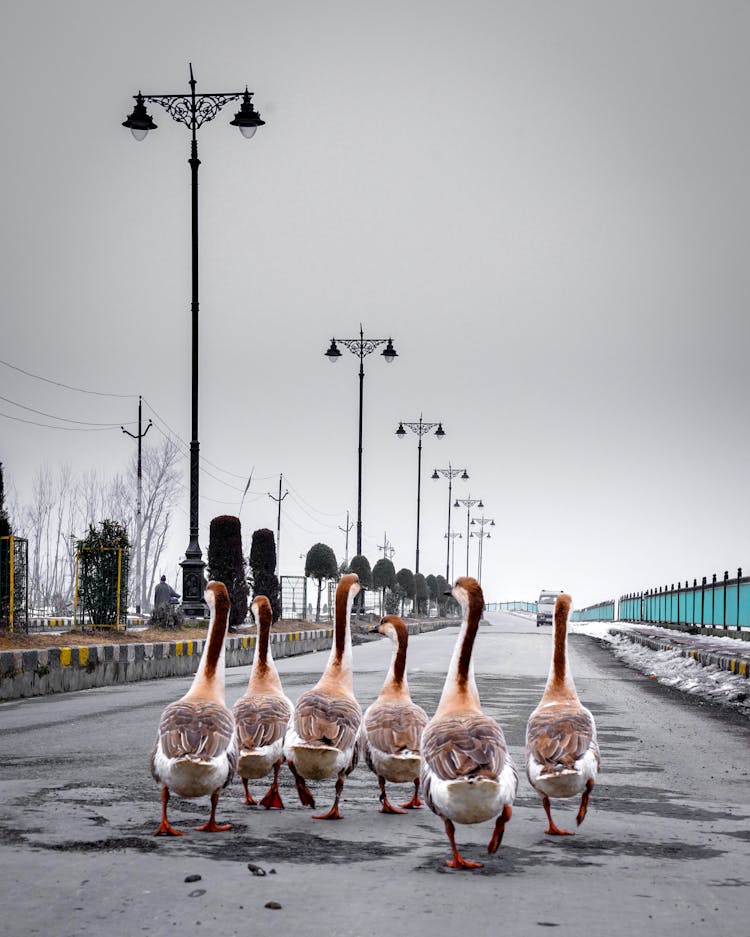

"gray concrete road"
[1,611,749,937]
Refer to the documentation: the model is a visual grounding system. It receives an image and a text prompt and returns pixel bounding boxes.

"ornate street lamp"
[454,494,483,577]
[471,516,495,584]
[324,325,397,556]
[444,531,462,583]
[122,64,264,617]
[433,464,469,582]
[396,415,445,575]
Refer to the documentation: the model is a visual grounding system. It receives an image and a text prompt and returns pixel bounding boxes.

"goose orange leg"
[154,786,185,837]
[576,779,594,826]
[487,804,512,854]
[313,772,346,820]
[378,776,406,814]
[241,778,258,806]
[195,789,231,832]
[400,778,423,810]
[260,760,285,810]
[542,794,573,836]
[444,818,483,869]
[288,759,316,808]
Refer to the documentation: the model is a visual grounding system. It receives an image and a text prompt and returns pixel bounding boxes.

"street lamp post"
[454,494,483,576]
[325,325,397,557]
[122,64,264,617]
[396,415,445,575]
[471,516,495,584]
[444,531,462,583]
[432,464,469,582]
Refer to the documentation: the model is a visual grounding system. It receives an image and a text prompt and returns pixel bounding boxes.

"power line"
[0,410,131,432]
[0,357,137,398]
[0,392,133,427]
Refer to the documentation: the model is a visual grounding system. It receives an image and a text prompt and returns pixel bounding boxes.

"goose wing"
[364,701,428,755]
[526,704,599,770]
[233,694,292,750]
[150,699,236,781]
[422,712,508,781]
[293,690,362,751]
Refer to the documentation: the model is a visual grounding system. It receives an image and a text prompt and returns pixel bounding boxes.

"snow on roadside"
[570,621,750,717]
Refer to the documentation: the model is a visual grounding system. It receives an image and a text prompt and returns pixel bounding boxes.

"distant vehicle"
[536,590,563,627]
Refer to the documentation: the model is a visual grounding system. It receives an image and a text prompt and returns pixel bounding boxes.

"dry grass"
[0,618,326,652]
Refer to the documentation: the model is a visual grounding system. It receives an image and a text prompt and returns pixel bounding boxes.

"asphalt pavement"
[1,610,749,937]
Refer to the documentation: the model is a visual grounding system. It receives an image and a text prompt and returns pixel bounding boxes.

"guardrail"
[486,601,537,612]
[571,601,616,622]
[619,568,750,630]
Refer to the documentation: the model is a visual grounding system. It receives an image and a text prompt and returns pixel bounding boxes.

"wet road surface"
[1,610,749,936]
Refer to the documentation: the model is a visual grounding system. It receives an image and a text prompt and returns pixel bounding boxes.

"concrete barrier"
[0,619,454,701]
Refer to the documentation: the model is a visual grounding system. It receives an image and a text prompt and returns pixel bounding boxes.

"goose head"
[205,580,231,622]
[250,594,273,629]
[337,572,361,602]
[370,615,408,645]
[448,576,484,621]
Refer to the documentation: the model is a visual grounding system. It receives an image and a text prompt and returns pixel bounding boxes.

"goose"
[526,593,600,836]
[284,573,362,819]
[233,595,294,809]
[363,615,429,813]
[150,581,237,836]
[421,577,517,869]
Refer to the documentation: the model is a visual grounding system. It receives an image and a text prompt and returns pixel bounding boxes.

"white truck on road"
[536,590,563,627]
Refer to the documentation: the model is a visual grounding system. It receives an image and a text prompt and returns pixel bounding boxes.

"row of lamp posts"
[123,64,492,615]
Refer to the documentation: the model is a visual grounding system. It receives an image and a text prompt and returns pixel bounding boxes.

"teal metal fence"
[487,601,537,612]
[619,567,748,629]
[572,601,615,622]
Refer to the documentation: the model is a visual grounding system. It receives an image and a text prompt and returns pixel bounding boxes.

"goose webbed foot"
[487,804,512,853]
[400,779,423,809]
[542,794,573,836]
[241,777,258,806]
[443,817,483,869]
[154,786,186,836]
[260,760,285,810]
[195,789,231,833]
[313,772,345,820]
[287,759,316,808]
[378,777,407,814]
[576,779,594,826]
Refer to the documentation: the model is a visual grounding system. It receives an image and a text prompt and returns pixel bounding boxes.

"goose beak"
[368,623,381,634]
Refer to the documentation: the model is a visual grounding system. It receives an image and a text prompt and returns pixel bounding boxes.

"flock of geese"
[150,573,600,869]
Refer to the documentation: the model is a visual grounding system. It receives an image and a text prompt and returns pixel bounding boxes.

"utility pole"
[268,474,288,577]
[377,531,395,561]
[121,396,152,615]
[338,510,354,567]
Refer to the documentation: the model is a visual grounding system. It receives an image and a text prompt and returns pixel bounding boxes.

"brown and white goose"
[150,581,237,836]
[363,615,429,813]
[526,593,600,835]
[233,595,294,809]
[421,577,518,869]
[283,573,362,820]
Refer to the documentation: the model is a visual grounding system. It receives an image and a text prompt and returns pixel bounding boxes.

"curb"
[609,627,750,679]
[0,619,452,702]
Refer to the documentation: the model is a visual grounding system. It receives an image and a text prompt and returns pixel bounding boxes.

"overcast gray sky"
[2,1,749,608]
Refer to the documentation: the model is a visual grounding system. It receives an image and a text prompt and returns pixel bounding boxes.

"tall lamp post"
[471,516,495,584]
[396,415,445,575]
[432,464,469,581]
[122,64,264,617]
[444,531,462,583]
[325,325,397,557]
[454,494,483,576]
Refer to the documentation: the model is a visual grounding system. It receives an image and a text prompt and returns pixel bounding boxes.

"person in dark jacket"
[154,575,180,610]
